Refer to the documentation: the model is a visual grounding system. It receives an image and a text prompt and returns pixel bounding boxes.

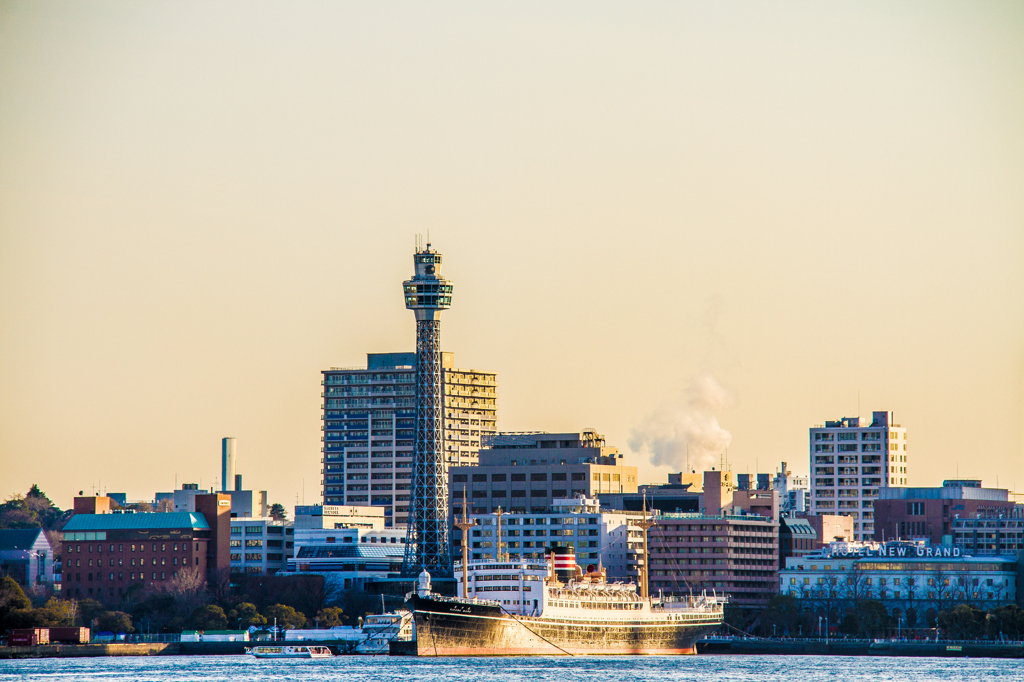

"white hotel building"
[810,410,908,542]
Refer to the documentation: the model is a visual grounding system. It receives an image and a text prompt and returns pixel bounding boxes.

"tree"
[0,577,31,618]
[167,566,208,617]
[0,486,65,530]
[155,499,175,513]
[263,604,307,630]
[96,611,133,634]
[77,599,106,627]
[316,607,344,628]
[938,604,986,640]
[991,604,1024,639]
[34,598,76,627]
[839,611,860,637]
[189,605,228,631]
[269,504,287,522]
[855,600,890,638]
[227,603,267,630]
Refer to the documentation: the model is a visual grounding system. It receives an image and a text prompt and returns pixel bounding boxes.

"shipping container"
[49,627,90,644]
[10,628,49,645]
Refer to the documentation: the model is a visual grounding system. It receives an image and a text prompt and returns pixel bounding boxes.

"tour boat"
[245,644,333,658]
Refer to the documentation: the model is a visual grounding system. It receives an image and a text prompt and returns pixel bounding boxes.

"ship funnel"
[552,546,577,584]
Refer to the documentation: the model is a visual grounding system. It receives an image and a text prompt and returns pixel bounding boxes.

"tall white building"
[321,352,497,528]
[810,410,908,542]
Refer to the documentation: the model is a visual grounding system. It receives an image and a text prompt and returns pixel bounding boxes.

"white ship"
[245,644,333,658]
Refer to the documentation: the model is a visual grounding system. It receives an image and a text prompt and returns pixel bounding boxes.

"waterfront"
[1,655,1021,682]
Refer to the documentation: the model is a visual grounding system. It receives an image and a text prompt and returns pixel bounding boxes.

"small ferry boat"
[245,645,333,658]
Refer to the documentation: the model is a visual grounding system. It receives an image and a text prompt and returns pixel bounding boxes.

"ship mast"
[454,486,474,598]
[493,506,505,561]
[636,492,656,599]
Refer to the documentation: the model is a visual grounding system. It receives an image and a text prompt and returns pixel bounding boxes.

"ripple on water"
[0,654,1021,682]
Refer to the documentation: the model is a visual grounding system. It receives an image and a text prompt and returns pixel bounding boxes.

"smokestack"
[222,438,236,492]
[234,474,242,492]
[552,546,577,584]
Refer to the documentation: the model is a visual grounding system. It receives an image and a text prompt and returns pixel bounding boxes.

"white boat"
[356,610,414,654]
[245,645,333,658]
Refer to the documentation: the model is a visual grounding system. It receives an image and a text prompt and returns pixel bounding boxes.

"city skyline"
[2,2,1023,507]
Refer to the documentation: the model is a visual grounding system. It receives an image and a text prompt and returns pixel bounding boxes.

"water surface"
[1,654,1020,682]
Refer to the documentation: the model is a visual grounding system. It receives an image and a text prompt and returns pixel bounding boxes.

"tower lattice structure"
[401,242,454,577]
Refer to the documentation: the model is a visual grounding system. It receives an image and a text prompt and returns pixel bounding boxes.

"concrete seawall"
[697,639,1024,658]
[0,643,179,659]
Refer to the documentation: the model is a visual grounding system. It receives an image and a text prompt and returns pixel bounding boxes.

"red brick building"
[871,481,1014,546]
[61,494,230,603]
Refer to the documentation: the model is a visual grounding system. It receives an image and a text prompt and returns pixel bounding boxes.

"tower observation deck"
[401,243,454,577]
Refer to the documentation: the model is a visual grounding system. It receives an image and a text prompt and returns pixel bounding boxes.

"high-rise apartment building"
[321,352,497,528]
[809,410,908,541]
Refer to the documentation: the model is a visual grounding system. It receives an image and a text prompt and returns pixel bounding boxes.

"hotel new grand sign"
[822,544,962,559]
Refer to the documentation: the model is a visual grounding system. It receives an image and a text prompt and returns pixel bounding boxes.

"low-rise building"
[0,529,56,589]
[229,518,294,575]
[284,526,407,589]
[449,430,638,519]
[647,511,779,609]
[952,510,1024,556]
[61,494,231,603]
[872,480,1015,545]
[293,505,386,530]
[779,517,817,562]
[779,541,1019,626]
[454,497,647,581]
[651,507,778,606]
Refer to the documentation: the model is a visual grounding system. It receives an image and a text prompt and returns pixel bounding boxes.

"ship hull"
[409,595,719,656]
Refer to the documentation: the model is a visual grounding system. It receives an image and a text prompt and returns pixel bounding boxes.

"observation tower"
[401,241,454,578]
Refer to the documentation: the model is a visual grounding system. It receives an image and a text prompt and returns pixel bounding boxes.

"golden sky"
[1,1,1022,508]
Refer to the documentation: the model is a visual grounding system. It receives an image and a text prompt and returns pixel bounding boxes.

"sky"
[1,1,1022,510]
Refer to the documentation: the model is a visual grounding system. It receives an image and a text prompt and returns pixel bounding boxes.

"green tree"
[316,607,344,628]
[0,487,66,530]
[268,504,287,522]
[227,602,267,629]
[77,598,106,627]
[189,605,228,631]
[991,604,1024,639]
[0,576,32,630]
[855,600,890,638]
[263,603,307,630]
[34,598,76,627]
[938,604,986,640]
[839,611,861,637]
[96,611,133,634]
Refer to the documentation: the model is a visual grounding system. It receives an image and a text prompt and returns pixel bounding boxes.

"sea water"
[0,654,1020,682]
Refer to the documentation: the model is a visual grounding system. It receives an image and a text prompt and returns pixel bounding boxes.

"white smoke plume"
[628,373,734,473]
